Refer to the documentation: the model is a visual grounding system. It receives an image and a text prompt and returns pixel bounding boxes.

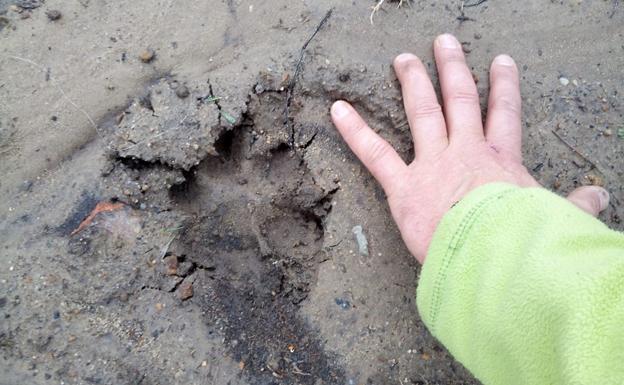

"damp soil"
[1,1,623,384]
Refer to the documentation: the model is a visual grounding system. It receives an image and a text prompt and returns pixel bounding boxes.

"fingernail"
[493,54,515,67]
[437,34,459,49]
[596,187,610,210]
[394,53,417,65]
[331,101,350,119]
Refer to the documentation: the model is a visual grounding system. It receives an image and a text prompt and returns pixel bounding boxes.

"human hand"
[331,33,609,263]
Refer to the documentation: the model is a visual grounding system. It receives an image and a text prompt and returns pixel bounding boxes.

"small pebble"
[178,281,193,300]
[604,129,612,137]
[139,49,155,63]
[352,225,369,257]
[334,298,351,310]
[175,85,190,98]
[46,10,62,21]
[559,77,570,86]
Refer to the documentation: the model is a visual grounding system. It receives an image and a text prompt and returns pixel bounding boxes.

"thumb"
[566,185,610,217]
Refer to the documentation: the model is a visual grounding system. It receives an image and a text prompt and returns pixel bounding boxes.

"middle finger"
[434,34,484,144]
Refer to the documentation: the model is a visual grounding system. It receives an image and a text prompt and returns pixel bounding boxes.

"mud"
[1,1,623,384]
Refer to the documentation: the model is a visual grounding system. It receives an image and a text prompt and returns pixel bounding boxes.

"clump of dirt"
[111,78,223,170]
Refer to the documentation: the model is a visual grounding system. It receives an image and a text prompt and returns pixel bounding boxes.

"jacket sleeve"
[416,183,624,385]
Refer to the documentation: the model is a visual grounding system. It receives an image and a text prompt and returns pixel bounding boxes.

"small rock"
[177,261,195,276]
[175,85,190,98]
[559,77,570,86]
[585,174,604,187]
[473,32,482,40]
[16,0,43,10]
[178,281,193,300]
[335,298,351,310]
[19,180,33,192]
[604,129,612,137]
[139,49,155,63]
[352,225,369,257]
[338,72,351,82]
[164,255,178,276]
[46,10,62,21]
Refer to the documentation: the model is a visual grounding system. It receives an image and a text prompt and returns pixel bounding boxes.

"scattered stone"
[335,298,351,310]
[352,225,369,257]
[19,180,33,192]
[559,77,570,86]
[139,48,155,63]
[584,174,604,187]
[176,261,195,276]
[473,32,482,40]
[604,128,612,137]
[175,85,190,99]
[338,72,351,82]
[46,10,62,21]
[178,280,193,300]
[16,0,43,10]
[164,255,178,276]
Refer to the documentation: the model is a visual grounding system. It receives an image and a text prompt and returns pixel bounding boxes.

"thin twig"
[285,8,333,148]
[6,55,99,134]
[463,0,488,8]
[371,0,409,24]
[551,130,604,174]
[370,0,386,24]
[609,0,619,18]
[160,235,176,259]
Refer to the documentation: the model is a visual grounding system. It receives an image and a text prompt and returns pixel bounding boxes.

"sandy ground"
[1,0,623,384]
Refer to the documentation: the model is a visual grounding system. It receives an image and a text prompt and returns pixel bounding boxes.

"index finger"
[331,101,407,193]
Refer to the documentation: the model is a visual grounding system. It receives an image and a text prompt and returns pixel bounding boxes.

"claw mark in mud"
[172,123,344,384]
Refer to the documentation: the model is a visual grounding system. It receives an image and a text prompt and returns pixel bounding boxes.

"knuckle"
[411,101,443,119]
[448,89,480,105]
[348,120,368,136]
[366,138,392,165]
[490,95,521,116]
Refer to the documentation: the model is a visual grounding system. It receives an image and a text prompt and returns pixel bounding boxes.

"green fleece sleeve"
[417,183,624,385]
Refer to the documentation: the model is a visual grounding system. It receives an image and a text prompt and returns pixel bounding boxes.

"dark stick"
[285,8,334,148]
[609,0,619,18]
[464,0,488,7]
[551,130,604,173]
